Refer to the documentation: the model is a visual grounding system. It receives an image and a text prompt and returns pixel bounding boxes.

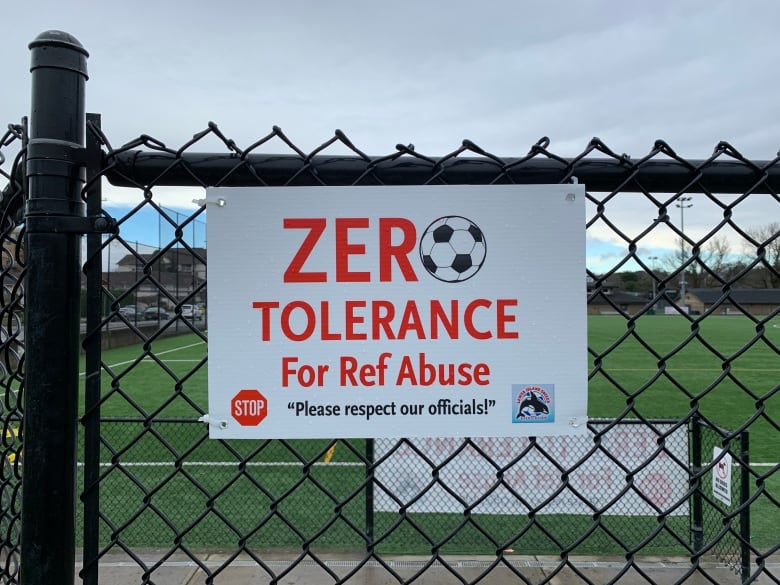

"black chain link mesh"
[694,419,750,579]
[0,122,24,585]
[2,120,778,584]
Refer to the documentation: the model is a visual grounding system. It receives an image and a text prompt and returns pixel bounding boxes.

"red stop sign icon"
[231,389,268,426]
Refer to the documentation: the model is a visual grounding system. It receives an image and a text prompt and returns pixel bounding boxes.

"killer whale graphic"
[517,392,549,418]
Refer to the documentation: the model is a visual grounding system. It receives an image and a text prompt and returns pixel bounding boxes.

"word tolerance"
[251,298,519,341]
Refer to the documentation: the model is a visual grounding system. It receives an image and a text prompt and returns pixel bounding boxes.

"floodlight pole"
[676,196,693,311]
[648,255,659,303]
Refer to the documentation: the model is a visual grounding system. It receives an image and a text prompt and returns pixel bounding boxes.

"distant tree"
[661,235,737,288]
[744,222,780,288]
[703,236,734,283]
[619,271,640,292]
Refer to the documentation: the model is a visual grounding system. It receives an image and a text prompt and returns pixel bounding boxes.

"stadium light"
[648,255,659,300]
[675,196,693,310]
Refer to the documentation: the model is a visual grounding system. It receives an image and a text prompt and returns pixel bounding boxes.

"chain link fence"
[2,96,779,585]
[693,417,753,579]
[0,122,24,585]
[74,120,780,584]
[88,418,694,553]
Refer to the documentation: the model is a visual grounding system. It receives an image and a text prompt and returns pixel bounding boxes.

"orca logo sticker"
[511,385,555,423]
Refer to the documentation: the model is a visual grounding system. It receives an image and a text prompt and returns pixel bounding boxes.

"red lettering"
[280,301,316,341]
[252,301,280,341]
[379,218,418,282]
[252,298,520,342]
[464,298,492,340]
[397,300,425,339]
[497,299,519,339]
[335,218,370,282]
[372,300,396,339]
[340,356,358,386]
[395,355,417,385]
[419,354,437,385]
[282,356,297,387]
[394,354,491,386]
[283,218,327,283]
[473,363,490,385]
[430,300,458,339]
[345,300,367,340]
[284,217,421,283]
[320,300,341,340]
[457,362,472,385]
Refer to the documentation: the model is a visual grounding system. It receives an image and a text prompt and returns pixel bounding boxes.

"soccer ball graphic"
[419,216,487,282]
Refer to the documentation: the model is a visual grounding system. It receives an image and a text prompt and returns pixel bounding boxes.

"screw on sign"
[231,389,268,426]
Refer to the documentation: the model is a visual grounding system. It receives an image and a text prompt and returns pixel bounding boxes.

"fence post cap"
[28,30,88,78]
[29,30,88,54]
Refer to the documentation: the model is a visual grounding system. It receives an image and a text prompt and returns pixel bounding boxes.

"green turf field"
[81,315,779,459]
[70,314,778,555]
[588,315,779,462]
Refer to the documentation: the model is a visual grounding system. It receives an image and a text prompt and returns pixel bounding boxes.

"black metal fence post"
[80,112,104,585]
[690,414,704,554]
[740,430,751,584]
[21,30,88,585]
[365,438,375,553]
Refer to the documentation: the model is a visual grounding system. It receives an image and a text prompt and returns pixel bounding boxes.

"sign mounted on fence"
[205,185,586,439]
[712,447,733,506]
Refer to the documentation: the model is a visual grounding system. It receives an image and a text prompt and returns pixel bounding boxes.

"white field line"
[76,461,364,468]
[139,359,202,362]
[604,367,780,372]
[73,460,778,468]
[79,341,205,376]
[75,558,780,571]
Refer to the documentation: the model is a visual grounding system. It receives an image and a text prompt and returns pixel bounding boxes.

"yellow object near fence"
[4,428,19,463]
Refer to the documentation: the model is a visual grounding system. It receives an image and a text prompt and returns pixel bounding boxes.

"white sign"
[374,423,690,516]
[712,447,733,506]
[206,185,586,439]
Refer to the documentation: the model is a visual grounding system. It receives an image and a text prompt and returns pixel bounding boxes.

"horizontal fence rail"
[105,143,780,193]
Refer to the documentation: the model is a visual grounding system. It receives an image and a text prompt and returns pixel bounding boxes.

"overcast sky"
[2,0,779,272]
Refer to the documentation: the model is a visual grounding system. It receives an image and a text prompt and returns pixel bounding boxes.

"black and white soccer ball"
[419,216,486,282]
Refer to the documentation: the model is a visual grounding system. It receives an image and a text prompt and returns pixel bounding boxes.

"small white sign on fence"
[712,447,733,506]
